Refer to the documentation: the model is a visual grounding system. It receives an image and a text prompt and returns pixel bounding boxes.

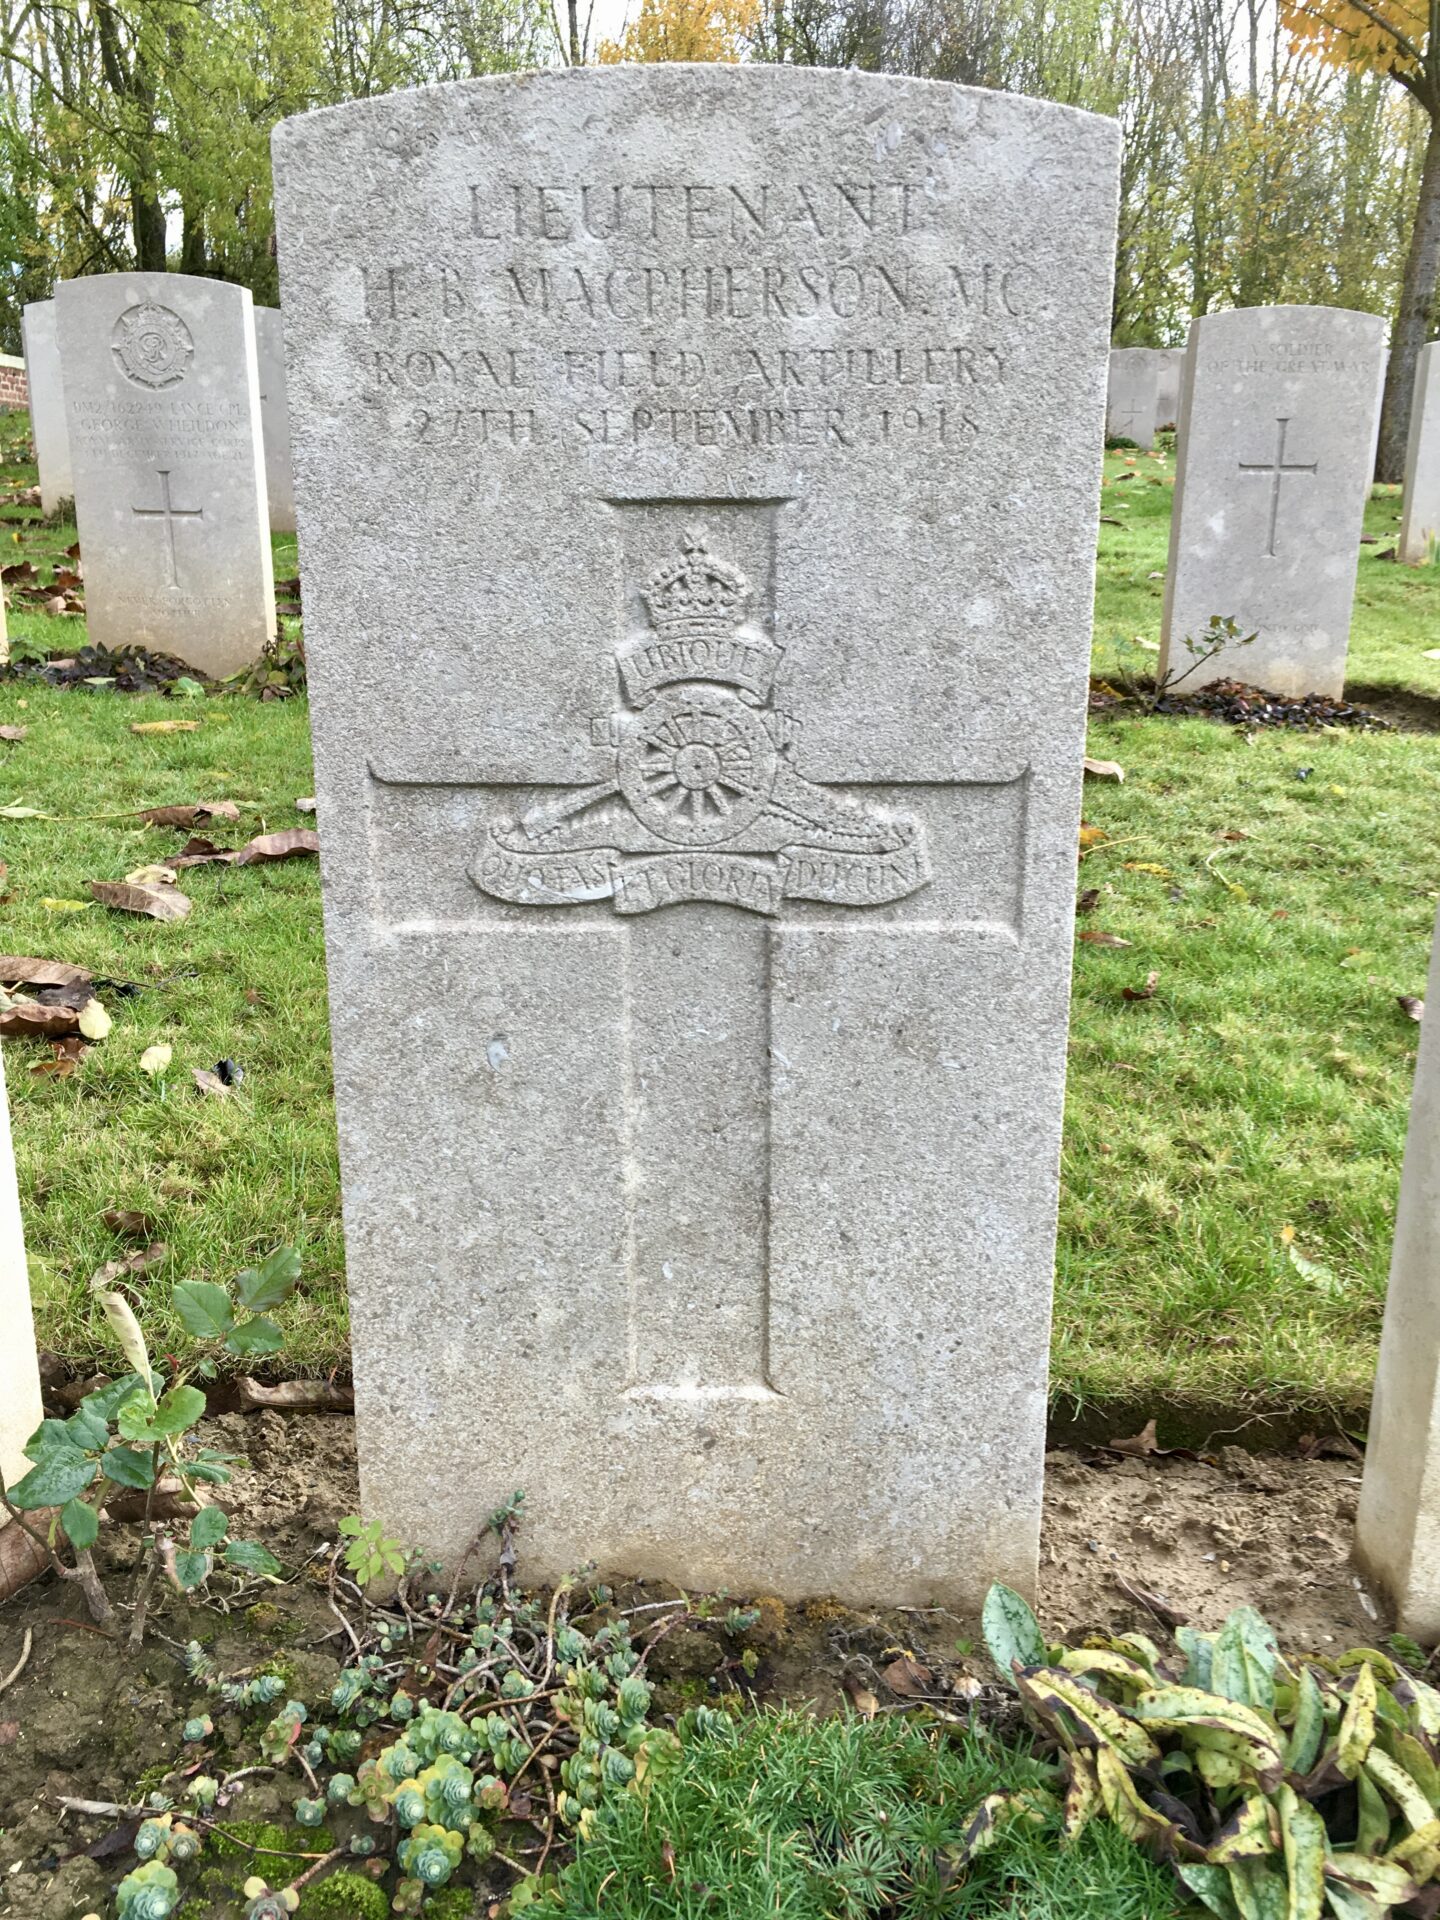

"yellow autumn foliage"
[597,0,759,64]
[1279,0,1428,78]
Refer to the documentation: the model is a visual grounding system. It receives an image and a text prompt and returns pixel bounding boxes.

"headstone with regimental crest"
[272,65,1119,1606]
[55,274,274,677]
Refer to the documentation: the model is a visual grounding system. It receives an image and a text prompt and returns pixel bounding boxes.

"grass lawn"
[4,419,1439,1427]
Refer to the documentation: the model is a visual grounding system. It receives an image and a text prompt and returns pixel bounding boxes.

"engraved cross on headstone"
[1238,416,1318,559]
[373,530,1017,1406]
[131,468,204,589]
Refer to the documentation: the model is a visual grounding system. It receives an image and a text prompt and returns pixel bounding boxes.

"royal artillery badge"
[473,529,931,917]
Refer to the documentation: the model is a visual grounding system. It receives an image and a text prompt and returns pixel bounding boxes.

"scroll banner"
[473,821,931,918]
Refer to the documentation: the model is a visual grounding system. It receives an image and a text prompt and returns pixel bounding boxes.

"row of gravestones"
[1,68,1438,1636]
[1111,319,1440,701]
[18,284,295,678]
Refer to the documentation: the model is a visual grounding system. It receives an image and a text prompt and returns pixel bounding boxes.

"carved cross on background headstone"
[1238,415,1318,558]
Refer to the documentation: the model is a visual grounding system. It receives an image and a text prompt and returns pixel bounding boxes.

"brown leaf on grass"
[0,863,8,900]
[51,567,81,591]
[0,560,37,585]
[0,726,25,743]
[881,1655,935,1698]
[139,800,241,828]
[1079,823,1106,850]
[129,721,200,736]
[0,955,92,988]
[233,827,319,865]
[169,836,238,869]
[0,1000,84,1038]
[30,1038,85,1079]
[89,879,192,922]
[1083,758,1125,782]
[1078,929,1131,948]
[90,1242,168,1287]
[101,1208,156,1237]
[1122,970,1160,1002]
[192,1067,232,1099]
[1076,888,1100,914]
[1399,995,1425,1022]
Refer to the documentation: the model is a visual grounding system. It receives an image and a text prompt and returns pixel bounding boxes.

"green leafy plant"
[0,1248,298,1643]
[1154,612,1258,701]
[338,1514,410,1588]
[981,1580,1440,1919]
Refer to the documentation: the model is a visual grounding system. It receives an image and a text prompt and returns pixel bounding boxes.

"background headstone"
[1356,906,1440,1638]
[22,300,73,516]
[1158,305,1386,701]
[55,274,275,677]
[1155,346,1183,431]
[253,307,297,535]
[274,65,1119,1607]
[1400,340,1439,565]
[0,1046,42,1509]
[1106,346,1159,448]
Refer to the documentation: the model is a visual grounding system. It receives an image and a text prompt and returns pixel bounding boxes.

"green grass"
[550,1710,1184,1919]
[4,418,1440,1421]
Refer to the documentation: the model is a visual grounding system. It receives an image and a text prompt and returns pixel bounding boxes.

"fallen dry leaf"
[234,1377,355,1413]
[1083,758,1125,782]
[139,801,240,828]
[101,1208,156,1236]
[1123,969,1160,1002]
[294,796,316,813]
[0,956,92,988]
[1078,929,1132,948]
[124,863,178,888]
[233,827,319,865]
[170,836,237,869]
[139,1043,173,1076]
[0,1000,84,1039]
[41,898,91,913]
[1108,1418,1161,1456]
[840,1675,879,1719]
[1114,1574,1188,1626]
[89,880,192,922]
[1078,824,1106,851]
[76,999,111,1041]
[130,721,201,735]
[1399,995,1425,1022]
[192,1067,232,1099]
[1076,887,1100,914]
[880,1655,934,1698]
[30,1037,85,1079]
[90,1242,168,1287]
[0,726,25,743]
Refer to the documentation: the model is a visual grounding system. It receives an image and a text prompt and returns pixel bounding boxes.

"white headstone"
[0,1047,42,1511]
[1155,347,1183,432]
[1356,908,1440,1638]
[1400,340,1440,566]
[1106,346,1159,449]
[273,66,1119,1607]
[21,300,73,516]
[1158,306,1386,701]
[254,308,297,536]
[55,274,275,677]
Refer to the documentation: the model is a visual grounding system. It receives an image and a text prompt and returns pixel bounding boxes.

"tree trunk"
[1378,106,1440,483]
[132,188,166,272]
[180,202,207,277]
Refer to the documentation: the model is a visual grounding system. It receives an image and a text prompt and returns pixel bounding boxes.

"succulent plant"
[166,1823,201,1864]
[185,1776,219,1809]
[182,1714,213,1743]
[293,1796,327,1827]
[397,1822,464,1887]
[259,1700,307,1764]
[116,1861,181,1920]
[133,1815,173,1861]
[348,1833,377,1856]
[326,1726,362,1765]
[241,1878,299,1919]
[392,1779,427,1828]
[616,1675,651,1722]
[331,1668,368,1713]
[388,1688,415,1721]
[421,1753,476,1825]
[326,1771,356,1804]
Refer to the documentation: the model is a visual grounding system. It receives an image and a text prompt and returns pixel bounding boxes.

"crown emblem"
[641,527,750,642]
[618,529,782,708]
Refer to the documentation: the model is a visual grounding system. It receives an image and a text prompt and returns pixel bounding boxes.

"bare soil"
[0,1415,1391,1917]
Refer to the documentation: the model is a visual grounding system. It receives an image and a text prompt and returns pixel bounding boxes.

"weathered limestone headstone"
[253,308,297,535]
[1106,346,1159,448]
[55,274,275,676]
[1158,306,1386,701]
[273,67,1118,1606]
[1401,340,1440,565]
[21,300,73,516]
[0,1047,42,1509]
[1155,347,1183,432]
[1356,908,1440,1637]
